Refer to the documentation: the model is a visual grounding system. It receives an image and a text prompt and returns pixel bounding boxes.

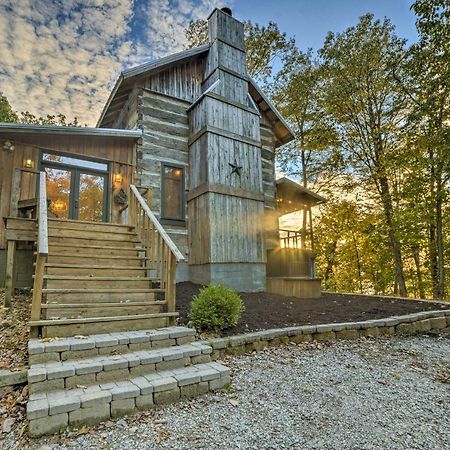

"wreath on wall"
[114,188,128,205]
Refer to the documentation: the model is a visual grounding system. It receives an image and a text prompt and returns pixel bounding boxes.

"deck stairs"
[30,218,178,338]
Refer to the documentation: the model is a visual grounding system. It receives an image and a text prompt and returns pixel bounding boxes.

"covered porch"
[0,124,184,338]
[266,177,326,298]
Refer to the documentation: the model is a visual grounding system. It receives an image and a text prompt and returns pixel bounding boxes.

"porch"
[266,177,326,299]
[0,125,185,338]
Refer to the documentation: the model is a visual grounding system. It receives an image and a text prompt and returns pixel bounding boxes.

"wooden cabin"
[0,8,323,337]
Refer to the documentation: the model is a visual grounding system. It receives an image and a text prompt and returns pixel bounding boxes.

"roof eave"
[276,176,327,204]
[0,123,142,139]
[248,78,295,146]
[96,73,124,128]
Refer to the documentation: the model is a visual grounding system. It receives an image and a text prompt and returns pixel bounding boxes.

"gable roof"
[97,45,294,146]
[276,177,327,206]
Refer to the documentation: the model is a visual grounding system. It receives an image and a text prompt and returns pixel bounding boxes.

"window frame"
[160,163,186,225]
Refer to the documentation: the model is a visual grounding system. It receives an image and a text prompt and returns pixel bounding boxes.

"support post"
[166,253,176,323]
[10,168,22,218]
[4,240,16,307]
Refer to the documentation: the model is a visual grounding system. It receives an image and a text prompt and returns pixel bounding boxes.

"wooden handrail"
[37,172,49,256]
[129,184,184,316]
[31,172,48,332]
[130,184,185,262]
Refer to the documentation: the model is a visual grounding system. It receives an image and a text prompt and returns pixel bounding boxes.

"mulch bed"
[176,282,450,336]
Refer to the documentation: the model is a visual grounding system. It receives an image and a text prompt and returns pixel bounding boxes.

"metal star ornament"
[229,158,242,177]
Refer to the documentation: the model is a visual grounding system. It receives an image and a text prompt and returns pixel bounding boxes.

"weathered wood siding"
[260,118,279,249]
[140,58,204,103]
[135,89,190,257]
[0,134,136,248]
[188,193,264,264]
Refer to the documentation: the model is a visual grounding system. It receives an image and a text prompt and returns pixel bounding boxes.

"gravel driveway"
[6,335,450,450]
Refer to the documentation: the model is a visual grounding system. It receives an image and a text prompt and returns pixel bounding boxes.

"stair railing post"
[30,172,49,338]
[166,252,176,316]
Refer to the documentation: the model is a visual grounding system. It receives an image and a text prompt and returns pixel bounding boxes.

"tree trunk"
[301,149,307,247]
[352,233,363,293]
[435,176,445,299]
[378,175,408,296]
[324,240,337,289]
[429,222,439,298]
[412,245,425,299]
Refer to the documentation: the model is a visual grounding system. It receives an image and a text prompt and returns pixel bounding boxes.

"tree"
[398,0,450,299]
[319,14,409,296]
[19,111,81,127]
[273,51,340,187]
[0,91,81,126]
[184,19,296,85]
[0,92,18,123]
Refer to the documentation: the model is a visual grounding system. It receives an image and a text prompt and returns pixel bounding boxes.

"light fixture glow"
[114,173,122,183]
[24,159,33,168]
[53,199,66,211]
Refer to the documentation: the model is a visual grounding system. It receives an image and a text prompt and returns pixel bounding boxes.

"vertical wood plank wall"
[0,134,136,249]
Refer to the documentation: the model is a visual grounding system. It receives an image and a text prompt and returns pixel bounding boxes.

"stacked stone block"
[27,327,230,436]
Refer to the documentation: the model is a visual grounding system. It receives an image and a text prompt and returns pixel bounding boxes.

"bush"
[188,284,245,332]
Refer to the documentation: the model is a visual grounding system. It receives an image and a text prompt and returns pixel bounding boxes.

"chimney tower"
[187,8,265,291]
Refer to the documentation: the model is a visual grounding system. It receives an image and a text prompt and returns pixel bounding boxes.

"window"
[161,164,185,222]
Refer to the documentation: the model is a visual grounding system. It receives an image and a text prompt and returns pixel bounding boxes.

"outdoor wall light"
[53,199,66,211]
[114,173,123,183]
[24,159,33,168]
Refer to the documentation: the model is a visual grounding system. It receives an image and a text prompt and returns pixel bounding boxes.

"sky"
[0,0,418,126]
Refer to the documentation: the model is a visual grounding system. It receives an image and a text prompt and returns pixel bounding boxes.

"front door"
[41,151,109,222]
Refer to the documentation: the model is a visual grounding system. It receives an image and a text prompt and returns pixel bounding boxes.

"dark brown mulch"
[176,282,450,336]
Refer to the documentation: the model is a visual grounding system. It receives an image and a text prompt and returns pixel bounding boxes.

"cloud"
[0,0,226,126]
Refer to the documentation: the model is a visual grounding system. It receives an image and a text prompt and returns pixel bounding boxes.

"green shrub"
[188,284,245,332]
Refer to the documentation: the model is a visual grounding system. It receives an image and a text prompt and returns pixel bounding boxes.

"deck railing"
[129,184,185,314]
[30,172,49,332]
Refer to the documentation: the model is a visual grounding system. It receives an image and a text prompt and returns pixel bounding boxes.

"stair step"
[27,362,231,437]
[47,244,145,257]
[48,228,138,242]
[44,254,153,267]
[43,289,161,304]
[42,288,163,294]
[28,342,212,386]
[48,235,140,248]
[42,301,166,319]
[30,312,178,337]
[48,218,135,233]
[28,327,197,362]
[42,275,157,290]
[43,301,166,308]
[44,265,150,277]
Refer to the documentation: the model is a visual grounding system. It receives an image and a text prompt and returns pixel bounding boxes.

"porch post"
[4,240,16,307]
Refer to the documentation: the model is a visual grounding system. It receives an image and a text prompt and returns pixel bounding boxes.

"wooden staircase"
[30,174,184,338]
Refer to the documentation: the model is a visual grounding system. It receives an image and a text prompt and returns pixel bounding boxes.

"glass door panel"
[77,172,106,222]
[45,167,71,219]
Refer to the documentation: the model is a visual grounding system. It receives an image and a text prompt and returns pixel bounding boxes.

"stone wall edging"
[0,369,28,388]
[322,290,450,306]
[205,309,450,358]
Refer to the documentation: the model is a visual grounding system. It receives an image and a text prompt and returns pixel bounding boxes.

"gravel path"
[5,335,450,450]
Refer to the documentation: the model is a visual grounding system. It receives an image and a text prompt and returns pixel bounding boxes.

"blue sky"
[0,0,418,126]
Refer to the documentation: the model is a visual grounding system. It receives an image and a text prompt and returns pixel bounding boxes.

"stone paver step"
[28,342,213,393]
[27,362,231,437]
[28,326,196,364]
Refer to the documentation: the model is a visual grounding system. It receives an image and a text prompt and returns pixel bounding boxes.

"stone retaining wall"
[206,309,450,359]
